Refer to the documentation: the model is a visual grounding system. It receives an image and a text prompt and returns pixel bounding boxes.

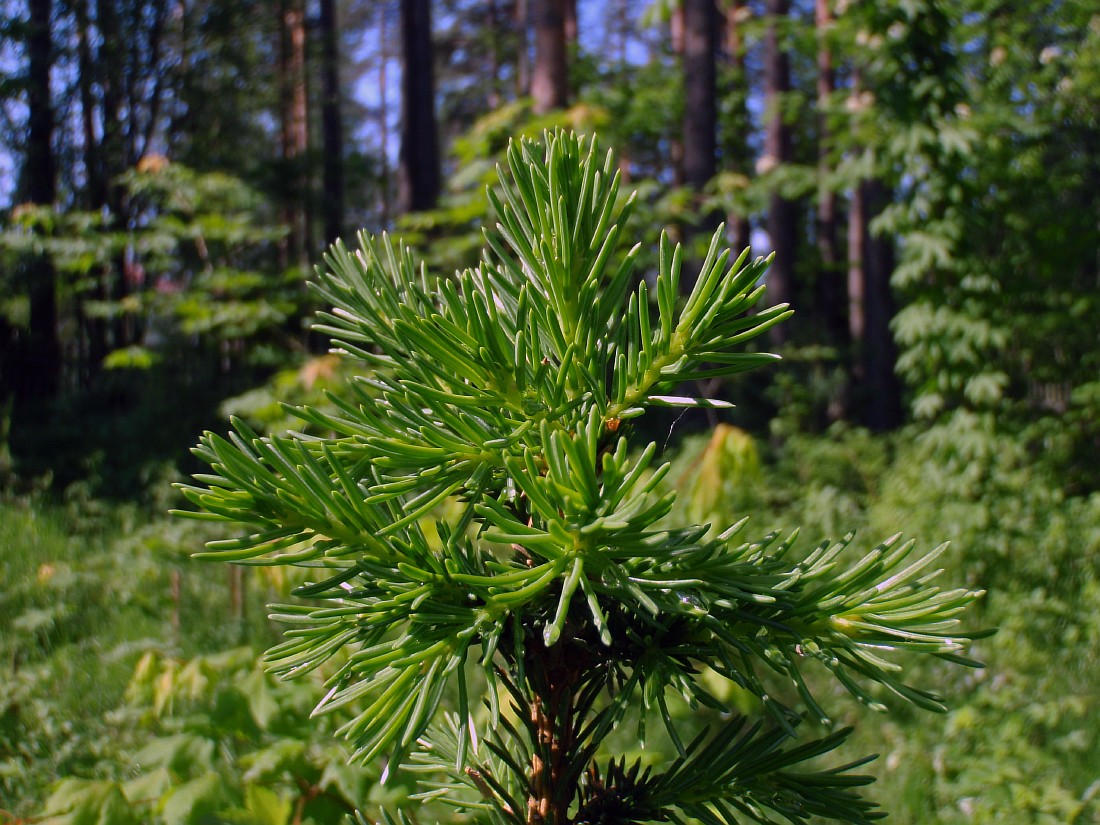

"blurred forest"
[1,0,1099,822]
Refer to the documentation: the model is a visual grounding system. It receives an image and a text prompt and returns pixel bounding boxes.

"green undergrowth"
[666,418,1100,824]
[3,415,1098,823]
[0,499,380,822]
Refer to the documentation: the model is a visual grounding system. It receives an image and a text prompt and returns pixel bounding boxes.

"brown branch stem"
[526,634,581,824]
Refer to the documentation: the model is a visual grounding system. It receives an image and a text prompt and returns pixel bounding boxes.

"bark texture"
[279,0,311,263]
[319,0,346,245]
[765,0,796,343]
[20,0,61,401]
[399,0,442,212]
[815,0,846,345]
[682,0,717,190]
[531,0,568,113]
[724,0,752,255]
[858,179,904,430]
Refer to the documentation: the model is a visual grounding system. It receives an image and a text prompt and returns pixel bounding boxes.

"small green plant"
[177,132,986,824]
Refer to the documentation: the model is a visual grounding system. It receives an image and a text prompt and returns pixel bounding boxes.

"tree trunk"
[486,0,502,108]
[563,0,577,44]
[516,0,531,98]
[399,0,441,212]
[73,0,102,210]
[378,5,392,224]
[25,0,56,223]
[20,0,61,402]
[724,0,752,255]
[815,0,846,346]
[93,0,131,359]
[682,0,717,191]
[847,181,865,344]
[679,0,719,297]
[669,3,685,183]
[96,0,124,212]
[531,0,568,113]
[859,178,903,430]
[319,0,345,245]
[765,0,796,343]
[279,0,311,265]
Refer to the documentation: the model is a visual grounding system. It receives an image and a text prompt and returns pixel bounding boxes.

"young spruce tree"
[178,133,985,824]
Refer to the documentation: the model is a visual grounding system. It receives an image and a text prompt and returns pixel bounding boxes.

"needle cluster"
[177,132,986,825]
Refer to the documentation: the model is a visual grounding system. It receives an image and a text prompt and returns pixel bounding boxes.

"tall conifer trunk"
[815,0,846,346]
[486,0,502,108]
[847,181,865,345]
[399,0,441,212]
[21,0,61,401]
[724,0,752,255]
[531,0,568,113]
[279,0,311,265]
[73,0,101,210]
[682,0,716,192]
[563,0,577,45]
[319,0,345,245]
[845,64,903,429]
[848,174,903,429]
[516,0,531,98]
[859,178,903,429]
[669,3,685,184]
[765,0,796,344]
[680,0,719,297]
[378,6,392,224]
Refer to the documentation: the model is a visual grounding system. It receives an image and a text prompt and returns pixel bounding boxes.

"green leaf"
[41,779,140,825]
[243,785,292,825]
[160,772,236,825]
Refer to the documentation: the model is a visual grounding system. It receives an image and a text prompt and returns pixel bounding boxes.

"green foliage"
[179,133,984,823]
[0,503,165,811]
[668,416,1100,824]
[847,1,1100,432]
[1,160,313,495]
[32,647,376,824]
[0,497,383,824]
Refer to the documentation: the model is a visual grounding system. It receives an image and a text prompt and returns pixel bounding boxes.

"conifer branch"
[178,131,986,824]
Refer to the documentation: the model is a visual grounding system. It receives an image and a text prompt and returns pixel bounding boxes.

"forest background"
[1,0,1099,822]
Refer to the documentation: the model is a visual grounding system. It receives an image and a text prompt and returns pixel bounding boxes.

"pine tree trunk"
[96,0,124,211]
[724,0,752,255]
[279,0,311,265]
[135,2,167,161]
[669,3,685,184]
[516,0,531,98]
[20,0,61,402]
[531,0,568,113]
[765,0,796,344]
[378,6,392,224]
[679,0,719,298]
[486,0,502,108]
[815,0,846,346]
[859,178,903,430]
[682,0,716,191]
[398,0,441,212]
[563,0,577,45]
[319,0,346,245]
[74,0,102,210]
[847,181,865,344]
[91,0,129,362]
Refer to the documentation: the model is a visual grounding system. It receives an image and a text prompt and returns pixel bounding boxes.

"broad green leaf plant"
[177,133,986,824]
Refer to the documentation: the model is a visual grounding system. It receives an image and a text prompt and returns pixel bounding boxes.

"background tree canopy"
[0,1,1098,823]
